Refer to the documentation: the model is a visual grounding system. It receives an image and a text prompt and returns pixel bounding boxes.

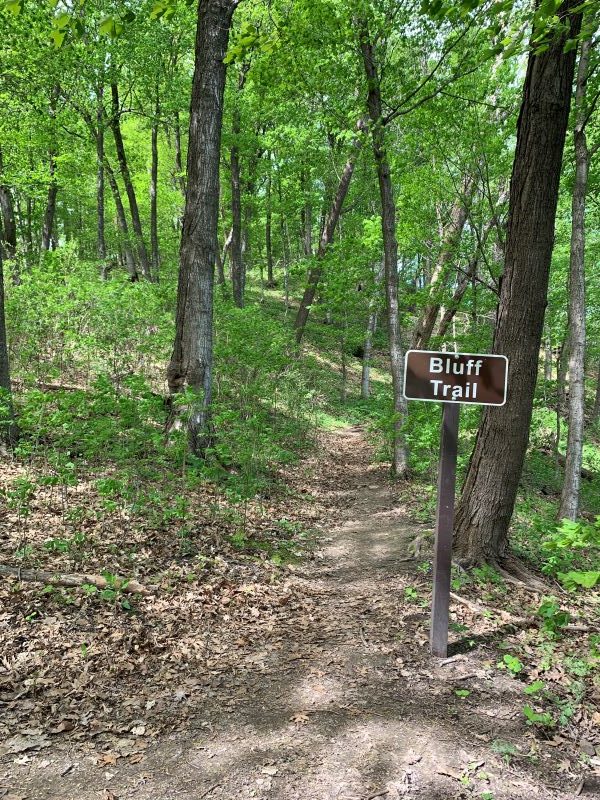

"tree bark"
[593,360,600,422]
[453,1,582,566]
[294,129,364,343]
[105,159,138,281]
[410,179,474,350]
[265,170,275,286]
[361,263,383,400]
[167,0,238,456]
[173,110,186,199]
[230,103,244,307]
[0,147,17,262]
[150,87,161,281]
[110,82,152,281]
[301,169,312,257]
[41,151,58,252]
[559,35,593,521]
[0,247,18,446]
[96,86,107,270]
[359,22,409,478]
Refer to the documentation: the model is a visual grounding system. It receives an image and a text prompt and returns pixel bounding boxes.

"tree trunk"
[436,260,477,340]
[230,105,244,307]
[150,88,160,281]
[104,159,138,281]
[167,0,237,456]
[593,360,600,422]
[0,248,18,446]
[173,110,186,199]
[559,36,592,521]
[294,129,364,343]
[110,82,152,281]
[411,179,474,350]
[453,1,582,566]
[96,86,107,270]
[265,171,275,286]
[361,262,384,399]
[359,22,409,478]
[301,169,312,257]
[0,147,17,262]
[41,151,58,252]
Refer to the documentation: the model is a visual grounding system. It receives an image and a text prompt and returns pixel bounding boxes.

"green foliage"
[536,597,570,636]
[523,705,555,729]
[498,654,523,675]
[558,570,600,591]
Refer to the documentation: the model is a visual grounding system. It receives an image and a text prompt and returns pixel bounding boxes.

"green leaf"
[454,689,471,698]
[558,570,600,591]
[4,1,22,15]
[50,29,66,48]
[99,16,115,35]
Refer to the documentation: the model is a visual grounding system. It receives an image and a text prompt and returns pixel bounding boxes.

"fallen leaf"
[0,734,51,756]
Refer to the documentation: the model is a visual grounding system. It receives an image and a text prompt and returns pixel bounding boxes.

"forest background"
[1,0,600,793]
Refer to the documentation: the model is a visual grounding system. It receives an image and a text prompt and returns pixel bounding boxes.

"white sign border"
[403,349,509,407]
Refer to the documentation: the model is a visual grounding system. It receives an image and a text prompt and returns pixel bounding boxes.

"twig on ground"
[0,565,154,595]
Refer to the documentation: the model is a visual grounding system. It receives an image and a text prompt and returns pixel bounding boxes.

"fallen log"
[0,565,153,595]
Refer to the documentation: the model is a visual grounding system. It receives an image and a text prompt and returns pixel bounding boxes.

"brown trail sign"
[403,350,508,658]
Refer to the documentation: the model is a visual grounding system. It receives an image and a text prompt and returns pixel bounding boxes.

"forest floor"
[1,425,600,800]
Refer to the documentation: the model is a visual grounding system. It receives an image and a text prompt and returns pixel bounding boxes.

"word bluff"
[429,356,484,400]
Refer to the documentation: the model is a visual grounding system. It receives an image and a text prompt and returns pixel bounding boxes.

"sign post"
[403,350,508,658]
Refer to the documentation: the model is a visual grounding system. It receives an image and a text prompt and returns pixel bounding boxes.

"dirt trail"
[5,427,589,799]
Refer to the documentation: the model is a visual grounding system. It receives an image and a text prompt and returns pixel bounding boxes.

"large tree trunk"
[96,86,107,269]
[453,1,582,566]
[293,130,364,343]
[0,147,17,262]
[559,36,593,521]
[150,88,161,282]
[359,23,408,478]
[0,248,18,446]
[167,0,237,456]
[110,82,152,281]
[104,159,138,281]
[411,179,474,350]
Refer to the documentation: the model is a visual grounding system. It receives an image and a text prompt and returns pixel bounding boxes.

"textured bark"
[110,83,152,280]
[0,147,17,262]
[411,179,474,350]
[559,36,592,521]
[359,22,408,478]
[0,248,18,446]
[436,259,477,340]
[167,0,237,456]
[150,89,161,281]
[294,130,364,343]
[453,2,582,565]
[104,160,138,281]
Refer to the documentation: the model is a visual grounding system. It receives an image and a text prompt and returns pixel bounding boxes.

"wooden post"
[430,402,459,658]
